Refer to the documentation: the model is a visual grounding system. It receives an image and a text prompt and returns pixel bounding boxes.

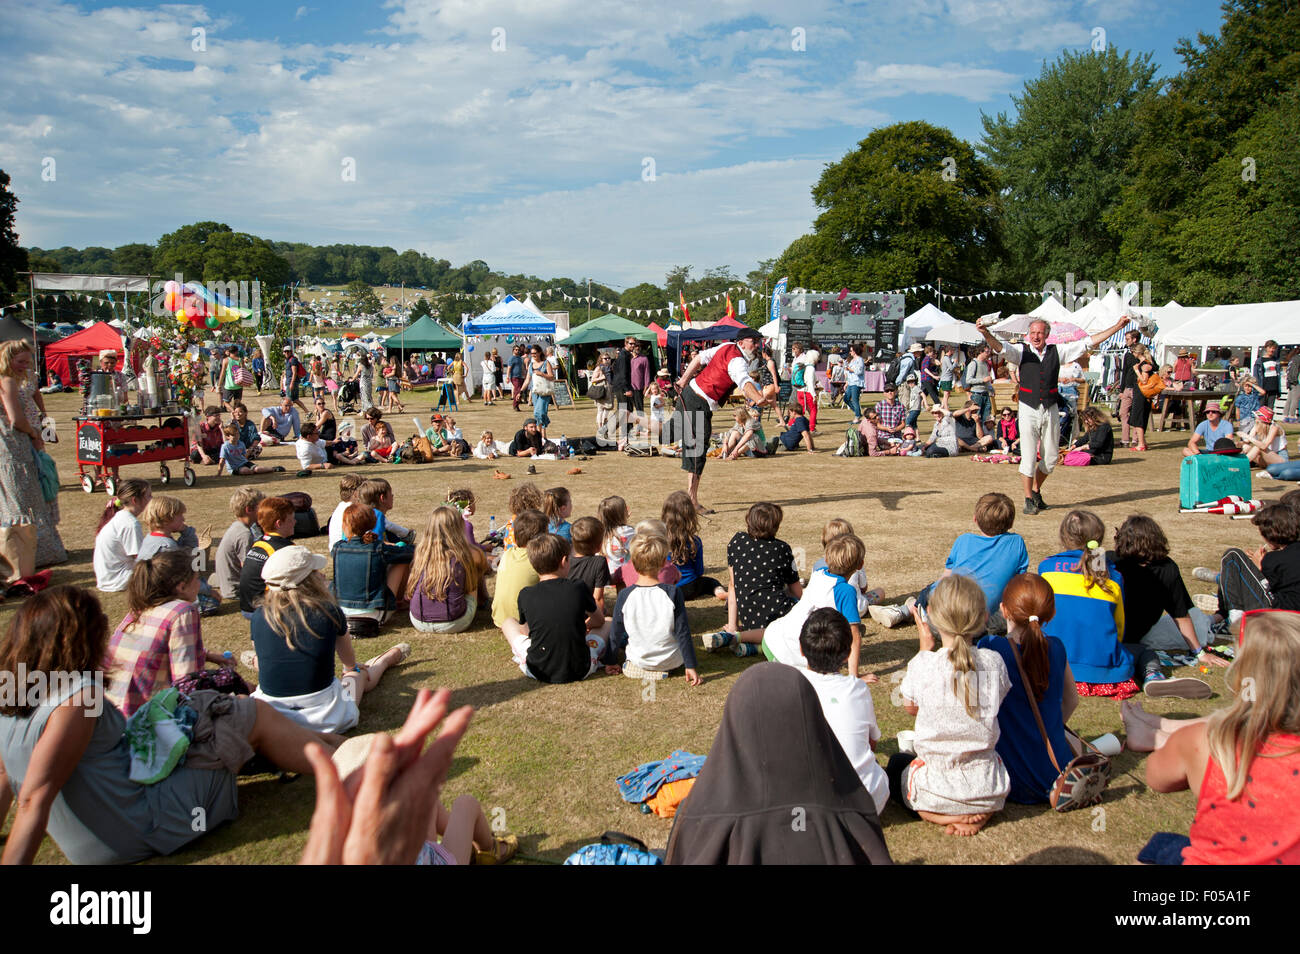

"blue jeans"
[970,389,991,423]
[1059,392,1078,446]
[845,385,862,419]
[533,393,551,430]
[905,409,921,430]
[1267,459,1300,480]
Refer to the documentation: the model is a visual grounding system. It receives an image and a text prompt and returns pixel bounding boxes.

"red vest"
[694,343,746,405]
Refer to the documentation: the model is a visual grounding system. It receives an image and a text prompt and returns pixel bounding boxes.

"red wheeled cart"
[75,412,195,495]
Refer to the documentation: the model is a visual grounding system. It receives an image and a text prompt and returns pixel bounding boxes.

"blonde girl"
[598,495,634,582]
[93,478,152,592]
[1136,610,1300,864]
[616,517,678,588]
[893,573,1010,836]
[251,545,409,734]
[662,490,726,601]
[1036,510,1135,697]
[406,506,487,633]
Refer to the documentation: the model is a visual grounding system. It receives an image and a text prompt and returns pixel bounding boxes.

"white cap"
[261,545,327,589]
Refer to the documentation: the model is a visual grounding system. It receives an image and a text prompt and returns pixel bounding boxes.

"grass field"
[6,386,1285,865]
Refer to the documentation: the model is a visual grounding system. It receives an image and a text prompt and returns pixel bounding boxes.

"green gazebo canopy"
[557,314,658,346]
[383,315,462,351]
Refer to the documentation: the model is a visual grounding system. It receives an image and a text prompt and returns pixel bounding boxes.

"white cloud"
[855,63,1019,101]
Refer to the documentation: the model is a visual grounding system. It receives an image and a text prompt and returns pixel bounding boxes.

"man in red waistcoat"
[667,327,774,513]
[977,315,1130,515]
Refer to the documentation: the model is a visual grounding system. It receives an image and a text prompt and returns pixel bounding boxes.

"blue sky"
[1,0,1228,288]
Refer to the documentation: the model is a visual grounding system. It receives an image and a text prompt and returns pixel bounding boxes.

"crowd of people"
[3,324,1299,867]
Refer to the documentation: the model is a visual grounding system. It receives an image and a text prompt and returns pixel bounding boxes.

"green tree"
[1115,0,1300,302]
[979,48,1158,290]
[154,222,234,280]
[408,297,433,321]
[620,282,667,313]
[0,169,27,304]
[112,243,155,275]
[772,121,1002,295]
[340,280,383,318]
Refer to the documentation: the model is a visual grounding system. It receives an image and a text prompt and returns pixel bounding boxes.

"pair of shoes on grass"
[868,596,917,629]
[1143,671,1212,699]
[700,630,760,656]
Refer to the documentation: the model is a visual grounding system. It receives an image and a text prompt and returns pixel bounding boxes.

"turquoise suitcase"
[1179,453,1251,509]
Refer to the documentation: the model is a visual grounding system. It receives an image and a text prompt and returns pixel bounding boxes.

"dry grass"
[10,387,1286,865]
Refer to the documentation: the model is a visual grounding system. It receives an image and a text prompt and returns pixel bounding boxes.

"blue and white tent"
[461,295,556,336]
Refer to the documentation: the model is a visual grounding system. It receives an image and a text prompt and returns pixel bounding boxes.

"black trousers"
[677,576,724,600]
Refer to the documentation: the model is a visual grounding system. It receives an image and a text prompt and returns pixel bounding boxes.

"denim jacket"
[330,536,392,612]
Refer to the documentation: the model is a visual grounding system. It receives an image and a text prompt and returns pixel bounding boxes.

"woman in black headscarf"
[665,664,892,865]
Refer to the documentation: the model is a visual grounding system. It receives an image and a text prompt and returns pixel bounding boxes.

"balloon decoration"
[163,280,254,330]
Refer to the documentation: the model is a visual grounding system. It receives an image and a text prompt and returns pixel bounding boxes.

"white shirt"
[296,437,328,469]
[798,669,889,815]
[1001,340,1089,367]
[94,509,143,592]
[328,501,350,550]
[689,344,759,411]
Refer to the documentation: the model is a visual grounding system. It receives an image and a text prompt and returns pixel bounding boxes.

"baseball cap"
[262,545,327,590]
[883,383,897,392]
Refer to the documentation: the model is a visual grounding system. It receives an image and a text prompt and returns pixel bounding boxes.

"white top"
[898,646,1011,815]
[617,585,684,671]
[295,437,328,469]
[795,349,820,396]
[473,438,511,459]
[93,509,143,592]
[328,500,350,550]
[930,412,959,455]
[1001,340,1089,367]
[481,359,497,381]
[763,569,844,668]
[798,669,889,815]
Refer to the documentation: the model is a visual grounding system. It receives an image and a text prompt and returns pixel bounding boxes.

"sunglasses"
[1238,607,1300,645]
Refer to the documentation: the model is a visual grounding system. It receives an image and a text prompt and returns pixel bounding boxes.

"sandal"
[473,833,518,865]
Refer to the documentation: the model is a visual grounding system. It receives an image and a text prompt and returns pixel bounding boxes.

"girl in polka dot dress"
[703,502,803,657]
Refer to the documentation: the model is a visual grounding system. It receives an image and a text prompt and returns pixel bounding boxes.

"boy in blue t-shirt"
[874,493,1028,631]
[762,533,868,677]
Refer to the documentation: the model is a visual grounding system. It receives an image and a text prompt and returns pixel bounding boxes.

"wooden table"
[1158,389,1233,431]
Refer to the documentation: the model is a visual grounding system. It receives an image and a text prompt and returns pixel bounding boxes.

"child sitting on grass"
[703,502,802,655]
[568,516,612,630]
[502,533,612,683]
[356,477,415,546]
[105,550,246,717]
[719,408,760,460]
[93,478,151,592]
[446,487,492,558]
[890,573,1011,836]
[811,518,883,616]
[213,488,264,600]
[796,607,888,815]
[491,510,548,628]
[331,503,413,637]
[219,423,284,476]
[616,519,681,588]
[609,532,699,684]
[871,492,1028,631]
[760,532,867,677]
[136,495,218,615]
[764,407,815,455]
[327,473,366,550]
[503,482,545,551]
[544,486,573,541]
[238,497,297,618]
[406,506,487,633]
[600,495,636,584]
[662,490,727,601]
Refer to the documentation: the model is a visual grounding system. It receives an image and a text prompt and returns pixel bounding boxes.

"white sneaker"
[1257,471,1276,479]
[1192,567,1219,584]
[868,603,907,628]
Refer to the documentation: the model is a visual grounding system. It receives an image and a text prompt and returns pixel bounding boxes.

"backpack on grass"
[842,426,862,457]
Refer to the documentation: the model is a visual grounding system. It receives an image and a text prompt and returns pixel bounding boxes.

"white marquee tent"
[900,303,956,347]
[1159,300,1300,365]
